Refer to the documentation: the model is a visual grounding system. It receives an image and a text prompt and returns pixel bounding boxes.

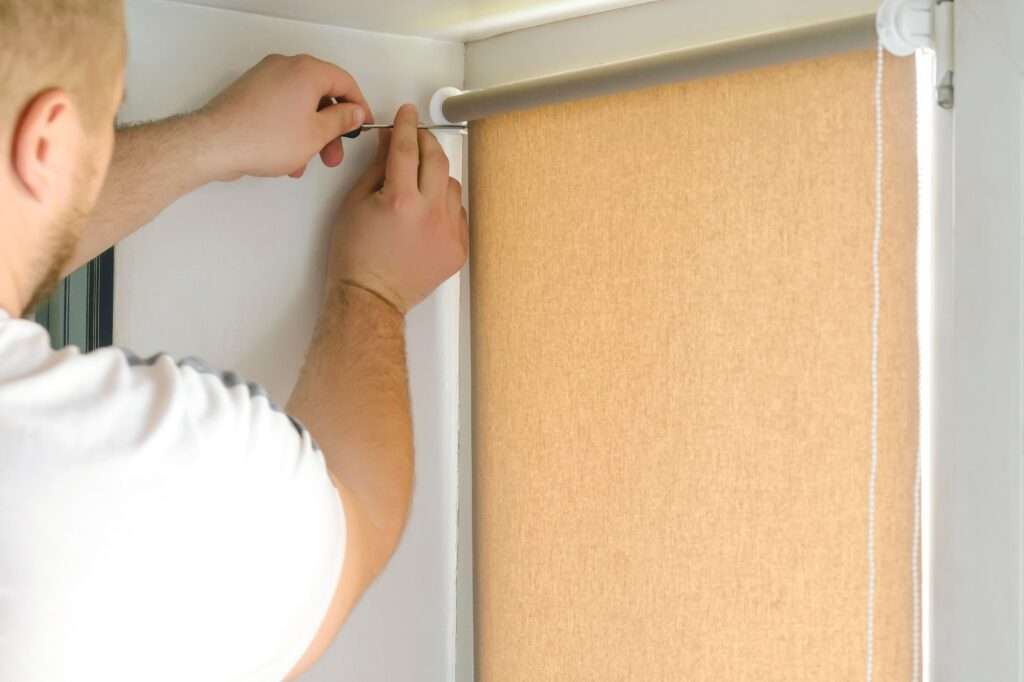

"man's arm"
[284,284,410,674]
[68,115,217,272]
[283,104,468,678]
[69,54,466,671]
[66,53,373,274]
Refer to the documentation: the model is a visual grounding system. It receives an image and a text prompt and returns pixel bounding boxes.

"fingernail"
[353,108,365,127]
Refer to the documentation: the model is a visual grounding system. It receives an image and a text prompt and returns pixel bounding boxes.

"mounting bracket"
[876,0,955,109]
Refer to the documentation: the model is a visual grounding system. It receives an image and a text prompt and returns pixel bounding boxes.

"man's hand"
[328,103,469,313]
[200,54,374,181]
[68,53,376,273]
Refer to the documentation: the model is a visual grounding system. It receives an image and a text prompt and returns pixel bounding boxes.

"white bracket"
[876,0,955,109]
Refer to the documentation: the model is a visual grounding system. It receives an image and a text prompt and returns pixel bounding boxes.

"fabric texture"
[469,49,918,680]
[0,310,344,682]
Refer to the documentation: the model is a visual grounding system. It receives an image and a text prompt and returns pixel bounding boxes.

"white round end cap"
[876,0,934,57]
[430,86,465,125]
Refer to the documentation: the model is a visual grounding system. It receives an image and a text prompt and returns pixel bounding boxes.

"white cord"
[866,40,884,682]
[912,433,922,682]
[910,49,927,682]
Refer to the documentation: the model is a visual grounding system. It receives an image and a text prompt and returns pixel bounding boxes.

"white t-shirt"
[0,310,345,681]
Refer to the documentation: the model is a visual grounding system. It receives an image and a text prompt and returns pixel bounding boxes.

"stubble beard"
[24,191,91,314]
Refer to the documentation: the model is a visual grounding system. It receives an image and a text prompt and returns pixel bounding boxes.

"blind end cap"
[877,0,935,56]
[430,86,466,125]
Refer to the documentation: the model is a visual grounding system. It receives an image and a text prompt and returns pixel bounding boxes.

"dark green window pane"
[31,248,114,351]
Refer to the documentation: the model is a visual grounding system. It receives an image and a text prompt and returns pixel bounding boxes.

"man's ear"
[11,89,78,202]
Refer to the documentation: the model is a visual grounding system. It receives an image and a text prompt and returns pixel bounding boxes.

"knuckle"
[425,153,448,172]
[292,53,317,71]
[395,139,419,157]
[387,191,418,215]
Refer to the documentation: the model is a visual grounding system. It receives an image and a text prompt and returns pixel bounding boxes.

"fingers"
[305,58,372,170]
[459,209,470,255]
[447,177,463,217]
[449,178,469,254]
[385,104,421,197]
[351,128,390,196]
[418,129,450,197]
[289,164,307,179]
[316,101,366,147]
[306,56,373,123]
[319,138,344,168]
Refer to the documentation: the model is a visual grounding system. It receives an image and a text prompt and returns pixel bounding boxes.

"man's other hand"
[328,104,469,314]
[200,54,374,181]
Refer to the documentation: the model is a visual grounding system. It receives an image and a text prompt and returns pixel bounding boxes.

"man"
[0,2,467,680]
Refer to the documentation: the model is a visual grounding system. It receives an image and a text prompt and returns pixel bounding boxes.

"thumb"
[317,102,366,142]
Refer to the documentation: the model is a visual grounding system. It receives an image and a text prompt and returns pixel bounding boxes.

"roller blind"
[469,49,918,680]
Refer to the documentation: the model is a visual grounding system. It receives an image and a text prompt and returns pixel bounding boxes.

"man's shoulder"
[0,314,59,377]
[0,317,188,464]
[0,316,129,396]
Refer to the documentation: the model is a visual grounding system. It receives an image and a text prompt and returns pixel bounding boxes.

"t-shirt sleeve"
[49,349,345,681]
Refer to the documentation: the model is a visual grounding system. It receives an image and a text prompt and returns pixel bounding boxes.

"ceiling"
[169,0,658,42]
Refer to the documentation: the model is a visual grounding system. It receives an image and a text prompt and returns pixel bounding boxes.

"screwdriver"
[320,96,466,139]
[342,123,467,139]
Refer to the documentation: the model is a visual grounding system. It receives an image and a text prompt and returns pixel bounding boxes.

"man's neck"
[0,240,27,318]
[0,278,24,319]
[0,189,34,317]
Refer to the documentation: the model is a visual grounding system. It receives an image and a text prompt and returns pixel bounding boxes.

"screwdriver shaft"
[341,123,467,139]
[358,123,467,132]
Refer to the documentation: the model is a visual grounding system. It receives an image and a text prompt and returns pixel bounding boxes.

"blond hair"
[0,1,125,131]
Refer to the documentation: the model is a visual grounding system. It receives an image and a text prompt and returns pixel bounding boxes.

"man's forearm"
[66,114,223,274]
[68,55,377,275]
[286,283,413,570]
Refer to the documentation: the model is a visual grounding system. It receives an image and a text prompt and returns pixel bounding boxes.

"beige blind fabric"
[469,49,918,681]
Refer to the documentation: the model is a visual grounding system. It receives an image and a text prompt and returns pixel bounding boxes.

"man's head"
[0,1,126,315]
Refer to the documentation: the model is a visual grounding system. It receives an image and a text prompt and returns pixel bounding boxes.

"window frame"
[34,248,115,351]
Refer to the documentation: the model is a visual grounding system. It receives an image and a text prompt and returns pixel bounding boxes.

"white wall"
[118,2,464,679]
[165,0,658,41]
[465,0,877,87]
